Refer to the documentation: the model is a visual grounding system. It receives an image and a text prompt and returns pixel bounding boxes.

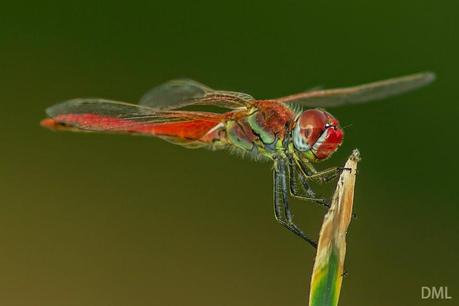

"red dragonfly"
[41,72,434,247]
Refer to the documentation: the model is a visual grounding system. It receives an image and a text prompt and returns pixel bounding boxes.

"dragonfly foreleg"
[273,158,317,248]
[306,167,359,219]
[290,158,357,218]
[291,156,344,184]
[302,162,351,184]
[288,161,315,197]
[288,161,331,209]
[310,167,341,183]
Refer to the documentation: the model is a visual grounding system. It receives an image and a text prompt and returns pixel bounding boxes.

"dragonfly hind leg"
[273,158,317,248]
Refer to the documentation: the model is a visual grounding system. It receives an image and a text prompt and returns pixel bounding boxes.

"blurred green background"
[1,1,458,305]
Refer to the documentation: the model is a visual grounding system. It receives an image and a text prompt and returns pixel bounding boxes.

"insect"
[41,72,435,248]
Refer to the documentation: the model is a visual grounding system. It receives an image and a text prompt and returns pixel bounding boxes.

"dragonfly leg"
[301,166,358,218]
[290,190,331,209]
[306,167,351,184]
[296,158,350,184]
[290,158,357,218]
[288,161,331,209]
[273,158,317,249]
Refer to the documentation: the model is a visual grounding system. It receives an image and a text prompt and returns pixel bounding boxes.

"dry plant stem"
[308,149,361,306]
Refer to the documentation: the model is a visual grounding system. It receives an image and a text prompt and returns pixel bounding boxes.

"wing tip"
[45,98,84,117]
[416,71,436,85]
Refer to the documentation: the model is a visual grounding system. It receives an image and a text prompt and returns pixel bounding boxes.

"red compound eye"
[313,127,344,160]
[294,109,344,160]
[297,109,328,147]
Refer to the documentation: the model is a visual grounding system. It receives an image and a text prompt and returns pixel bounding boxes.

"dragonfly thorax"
[292,109,344,162]
[223,101,296,159]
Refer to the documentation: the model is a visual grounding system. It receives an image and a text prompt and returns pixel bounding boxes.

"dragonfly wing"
[139,79,255,110]
[47,98,156,122]
[277,72,435,107]
[43,98,225,148]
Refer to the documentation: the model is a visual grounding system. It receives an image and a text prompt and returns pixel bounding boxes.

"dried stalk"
[309,149,361,306]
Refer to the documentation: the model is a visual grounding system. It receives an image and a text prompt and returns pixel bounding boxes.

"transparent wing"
[48,98,156,121]
[45,98,223,132]
[277,72,435,107]
[139,79,255,110]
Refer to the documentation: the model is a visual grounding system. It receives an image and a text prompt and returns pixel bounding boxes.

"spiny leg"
[288,160,315,197]
[273,158,317,248]
[295,157,350,184]
[290,157,356,218]
[288,160,330,209]
[306,167,350,183]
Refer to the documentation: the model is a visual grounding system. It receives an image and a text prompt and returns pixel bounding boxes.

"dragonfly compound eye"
[293,109,344,160]
[293,110,328,150]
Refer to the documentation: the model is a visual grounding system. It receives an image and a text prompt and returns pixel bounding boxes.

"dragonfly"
[41,72,435,248]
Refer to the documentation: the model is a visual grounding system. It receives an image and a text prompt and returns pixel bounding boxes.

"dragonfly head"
[292,109,344,162]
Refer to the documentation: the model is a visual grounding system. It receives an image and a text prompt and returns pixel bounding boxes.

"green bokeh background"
[1,1,458,305]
